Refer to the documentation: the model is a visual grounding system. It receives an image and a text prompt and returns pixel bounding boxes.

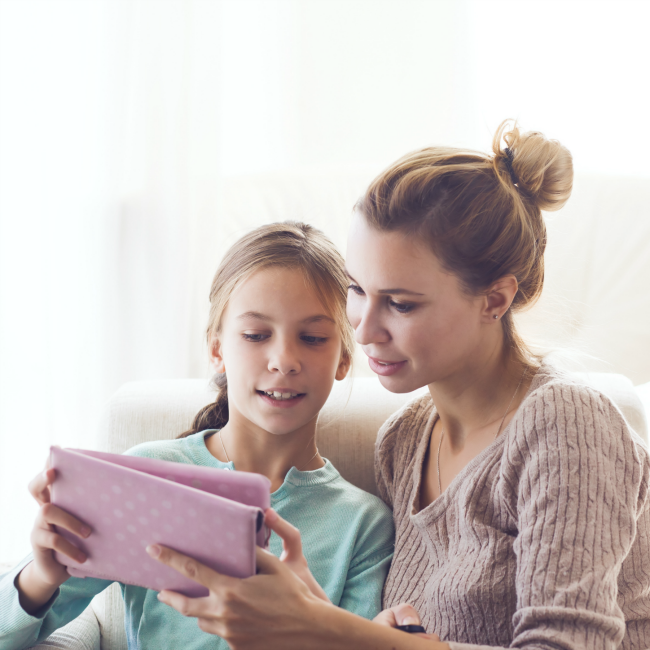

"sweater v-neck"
[409,363,551,526]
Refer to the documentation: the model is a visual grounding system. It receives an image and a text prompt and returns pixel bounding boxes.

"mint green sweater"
[0,431,394,650]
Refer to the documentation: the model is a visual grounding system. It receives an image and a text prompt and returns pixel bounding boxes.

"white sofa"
[18,371,650,650]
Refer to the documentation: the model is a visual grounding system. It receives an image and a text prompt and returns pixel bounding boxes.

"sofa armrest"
[28,605,100,650]
[90,583,127,650]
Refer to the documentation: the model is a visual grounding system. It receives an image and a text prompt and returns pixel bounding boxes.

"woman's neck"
[428,345,533,452]
[205,413,323,492]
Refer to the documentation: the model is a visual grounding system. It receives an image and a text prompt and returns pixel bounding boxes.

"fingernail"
[265,508,277,523]
[80,526,91,538]
[146,544,161,558]
[402,616,419,625]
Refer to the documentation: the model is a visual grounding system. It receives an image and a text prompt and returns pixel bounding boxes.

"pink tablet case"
[50,446,271,597]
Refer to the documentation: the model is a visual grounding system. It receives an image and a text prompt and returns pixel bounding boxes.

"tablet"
[50,446,271,597]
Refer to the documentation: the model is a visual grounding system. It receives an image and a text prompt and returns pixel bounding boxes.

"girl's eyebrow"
[344,270,424,296]
[302,315,335,324]
[237,311,270,322]
[237,311,335,324]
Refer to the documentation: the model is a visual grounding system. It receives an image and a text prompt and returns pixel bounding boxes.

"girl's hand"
[263,508,330,602]
[374,604,441,642]
[17,463,91,613]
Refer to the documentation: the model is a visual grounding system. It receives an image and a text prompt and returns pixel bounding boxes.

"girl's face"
[345,215,491,393]
[211,266,349,437]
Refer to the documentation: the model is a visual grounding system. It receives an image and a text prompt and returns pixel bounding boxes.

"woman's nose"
[268,340,301,375]
[353,303,390,346]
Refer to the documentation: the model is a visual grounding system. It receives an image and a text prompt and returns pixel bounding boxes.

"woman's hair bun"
[492,119,573,212]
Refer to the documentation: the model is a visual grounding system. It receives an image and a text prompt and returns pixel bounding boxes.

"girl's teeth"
[264,391,298,400]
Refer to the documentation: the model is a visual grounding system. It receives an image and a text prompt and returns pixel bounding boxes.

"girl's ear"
[335,352,351,381]
[209,338,226,374]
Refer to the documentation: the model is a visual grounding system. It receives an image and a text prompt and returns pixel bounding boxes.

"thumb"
[393,603,421,626]
[264,508,303,562]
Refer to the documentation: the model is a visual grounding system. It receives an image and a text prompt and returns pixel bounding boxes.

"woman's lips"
[367,356,407,377]
[257,391,306,409]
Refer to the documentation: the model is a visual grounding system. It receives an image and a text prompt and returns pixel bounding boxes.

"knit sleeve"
[450,381,649,650]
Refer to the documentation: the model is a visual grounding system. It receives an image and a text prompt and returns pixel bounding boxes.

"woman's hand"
[374,603,441,642]
[17,462,91,613]
[263,508,329,602]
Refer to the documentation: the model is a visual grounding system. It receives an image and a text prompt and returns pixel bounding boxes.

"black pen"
[396,624,427,634]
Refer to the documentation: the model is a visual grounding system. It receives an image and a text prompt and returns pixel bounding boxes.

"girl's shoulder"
[325,468,393,517]
[312,468,395,558]
[124,431,210,466]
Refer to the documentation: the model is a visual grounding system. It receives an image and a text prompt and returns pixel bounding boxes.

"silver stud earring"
[493,314,499,319]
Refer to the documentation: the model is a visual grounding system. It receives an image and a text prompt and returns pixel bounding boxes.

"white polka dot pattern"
[49,446,271,598]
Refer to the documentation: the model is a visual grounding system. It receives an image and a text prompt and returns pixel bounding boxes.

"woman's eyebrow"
[345,271,424,297]
[377,288,425,296]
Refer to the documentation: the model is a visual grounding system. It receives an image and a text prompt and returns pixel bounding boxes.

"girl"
[0,222,395,650]
[146,121,650,650]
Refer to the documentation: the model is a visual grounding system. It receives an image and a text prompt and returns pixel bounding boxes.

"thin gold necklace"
[218,429,321,472]
[436,367,527,495]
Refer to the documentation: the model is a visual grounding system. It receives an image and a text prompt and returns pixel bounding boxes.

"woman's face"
[212,266,349,436]
[346,215,488,393]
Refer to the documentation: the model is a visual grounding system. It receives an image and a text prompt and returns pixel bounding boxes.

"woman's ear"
[335,352,351,381]
[209,338,226,374]
[484,274,519,322]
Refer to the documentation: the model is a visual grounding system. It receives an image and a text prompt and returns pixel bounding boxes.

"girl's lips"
[367,356,407,377]
[257,391,307,409]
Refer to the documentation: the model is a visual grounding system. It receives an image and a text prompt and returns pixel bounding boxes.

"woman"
[149,121,650,649]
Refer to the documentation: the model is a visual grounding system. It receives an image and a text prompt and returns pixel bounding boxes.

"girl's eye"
[301,335,328,345]
[242,333,270,342]
[348,284,365,296]
[389,300,414,314]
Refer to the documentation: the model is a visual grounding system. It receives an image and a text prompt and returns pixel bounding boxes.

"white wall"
[1,0,648,561]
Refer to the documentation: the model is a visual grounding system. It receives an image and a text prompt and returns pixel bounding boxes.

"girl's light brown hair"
[356,119,573,368]
[179,221,354,438]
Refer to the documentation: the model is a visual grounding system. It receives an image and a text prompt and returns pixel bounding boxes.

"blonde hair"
[180,221,354,437]
[356,119,573,368]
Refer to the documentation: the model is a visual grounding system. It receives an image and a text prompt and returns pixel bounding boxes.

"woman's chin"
[375,370,427,395]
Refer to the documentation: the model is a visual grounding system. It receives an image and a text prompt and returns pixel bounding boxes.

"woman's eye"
[389,300,414,314]
[347,284,365,296]
[301,335,328,345]
[242,333,270,342]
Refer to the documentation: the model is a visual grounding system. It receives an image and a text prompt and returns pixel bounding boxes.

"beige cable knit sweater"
[376,364,650,650]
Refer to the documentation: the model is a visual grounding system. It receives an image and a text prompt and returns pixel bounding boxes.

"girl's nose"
[268,341,301,375]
